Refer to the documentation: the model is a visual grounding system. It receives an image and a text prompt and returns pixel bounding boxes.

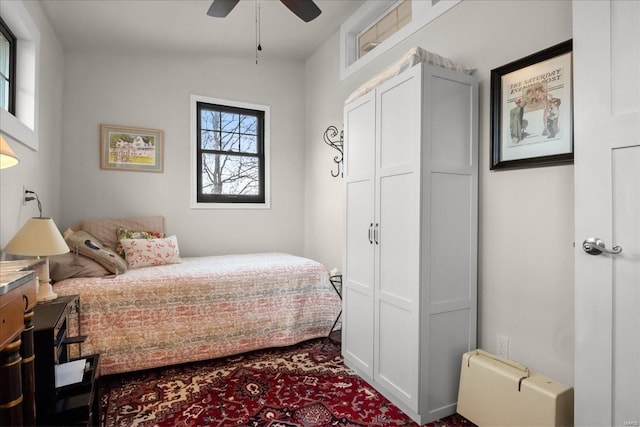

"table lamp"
[4,217,70,301]
[0,135,20,169]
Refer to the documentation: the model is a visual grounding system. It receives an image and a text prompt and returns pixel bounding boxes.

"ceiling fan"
[207,0,322,23]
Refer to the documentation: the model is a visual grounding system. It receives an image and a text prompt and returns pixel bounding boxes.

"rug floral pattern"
[100,339,472,427]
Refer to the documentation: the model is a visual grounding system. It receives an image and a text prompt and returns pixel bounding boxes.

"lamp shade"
[0,135,20,169]
[4,217,70,256]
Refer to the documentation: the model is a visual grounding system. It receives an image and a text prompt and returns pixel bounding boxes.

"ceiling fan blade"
[279,0,322,22]
[207,0,240,17]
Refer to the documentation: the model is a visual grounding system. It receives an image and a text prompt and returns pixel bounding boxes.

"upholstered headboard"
[51,216,167,282]
[69,216,165,251]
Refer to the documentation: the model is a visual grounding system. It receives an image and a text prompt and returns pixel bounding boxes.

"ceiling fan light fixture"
[207,0,321,22]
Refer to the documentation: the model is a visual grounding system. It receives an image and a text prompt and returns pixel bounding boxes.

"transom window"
[358,0,411,58]
[196,101,266,204]
[0,16,16,114]
[340,0,462,80]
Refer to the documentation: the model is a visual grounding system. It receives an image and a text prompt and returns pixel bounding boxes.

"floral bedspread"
[54,253,341,375]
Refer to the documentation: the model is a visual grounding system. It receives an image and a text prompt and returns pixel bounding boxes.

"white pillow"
[120,235,182,269]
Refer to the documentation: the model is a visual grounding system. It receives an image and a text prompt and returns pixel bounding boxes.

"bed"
[51,216,341,375]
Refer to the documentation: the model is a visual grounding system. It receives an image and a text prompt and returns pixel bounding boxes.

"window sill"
[0,109,37,151]
[190,202,271,210]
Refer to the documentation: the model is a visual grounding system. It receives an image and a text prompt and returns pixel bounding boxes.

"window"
[0,16,16,114]
[358,0,411,59]
[340,0,462,80]
[195,98,269,206]
[0,0,40,150]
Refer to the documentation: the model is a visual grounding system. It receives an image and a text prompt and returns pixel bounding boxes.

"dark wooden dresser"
[0,266,37,426]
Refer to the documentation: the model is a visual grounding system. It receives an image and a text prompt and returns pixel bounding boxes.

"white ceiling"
[39,0,365,60]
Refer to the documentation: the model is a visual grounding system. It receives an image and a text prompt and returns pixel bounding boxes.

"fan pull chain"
[255,0,262,64]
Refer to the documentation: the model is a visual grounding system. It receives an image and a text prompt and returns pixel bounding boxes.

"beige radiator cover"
[457,350,574,426]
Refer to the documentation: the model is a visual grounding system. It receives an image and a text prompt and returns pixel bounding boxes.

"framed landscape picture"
[490,40,573,170]
[100,124,164,172]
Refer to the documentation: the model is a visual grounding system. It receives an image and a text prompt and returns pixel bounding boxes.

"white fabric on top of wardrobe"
[344,47,475,105]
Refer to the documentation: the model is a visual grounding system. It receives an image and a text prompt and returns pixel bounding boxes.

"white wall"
[1,0,575,390]
[0,1,64,249]
[304,0,574,385]
[59,51,306,257]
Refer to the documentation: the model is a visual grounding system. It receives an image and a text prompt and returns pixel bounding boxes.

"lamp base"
[37,281,58,302]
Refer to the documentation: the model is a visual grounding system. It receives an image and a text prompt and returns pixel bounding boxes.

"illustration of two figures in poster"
[510,81,562,146]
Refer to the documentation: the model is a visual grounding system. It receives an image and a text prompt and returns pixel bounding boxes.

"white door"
[343,92,376,377]
[573,1,640,426]
[374,64,422,411]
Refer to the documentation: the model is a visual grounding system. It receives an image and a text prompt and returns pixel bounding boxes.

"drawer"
[22,277,37,311]
[0,288,25,349]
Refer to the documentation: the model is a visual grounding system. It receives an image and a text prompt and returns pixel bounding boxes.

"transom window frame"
[357,0,412,59]
[0,16,17,115]
[190,94,271,210]
[340,0,462,81]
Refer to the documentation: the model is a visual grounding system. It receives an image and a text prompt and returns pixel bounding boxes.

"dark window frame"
[196,101,266,204]
[0,16,17,115]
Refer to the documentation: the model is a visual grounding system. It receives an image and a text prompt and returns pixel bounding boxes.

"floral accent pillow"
[120,235,182,269]
[115,228,165,258]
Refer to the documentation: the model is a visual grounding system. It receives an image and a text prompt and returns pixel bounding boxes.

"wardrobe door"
[374,64,422,411]
[343,92,375,377]
[422,67,478,421]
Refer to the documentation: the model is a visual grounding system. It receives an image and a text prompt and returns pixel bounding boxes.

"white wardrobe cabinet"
[342,61,478,424]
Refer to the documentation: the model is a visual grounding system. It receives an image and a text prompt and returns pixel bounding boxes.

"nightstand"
[33,295,100,426]
[328,274,342,343]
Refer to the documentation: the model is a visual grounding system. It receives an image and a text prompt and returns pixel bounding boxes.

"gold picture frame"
[100,124,164,172]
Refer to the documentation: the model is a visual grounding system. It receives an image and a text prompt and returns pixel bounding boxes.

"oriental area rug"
[99,338,473,427]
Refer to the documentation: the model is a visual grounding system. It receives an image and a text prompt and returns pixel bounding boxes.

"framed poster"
[490,40,573,170]
[100,124,164,172]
